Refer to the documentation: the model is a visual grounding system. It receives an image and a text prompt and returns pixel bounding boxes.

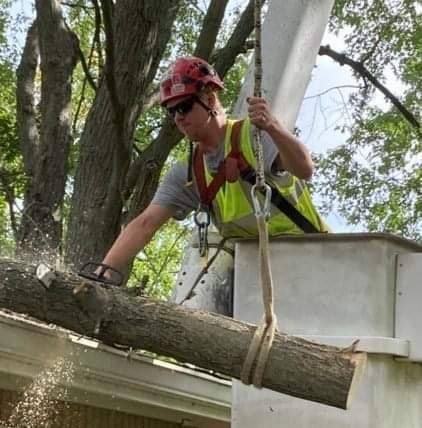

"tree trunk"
[0,258,366,409]
[16,21,39,184]
[65,1,181,269]
[16,1,79,263]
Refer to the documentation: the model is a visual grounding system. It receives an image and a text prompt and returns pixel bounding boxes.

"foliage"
[0,197,14,256]
[0,0,420,298]
[316,0,421,241]
[0,2,24,252]
[129,220,190,299]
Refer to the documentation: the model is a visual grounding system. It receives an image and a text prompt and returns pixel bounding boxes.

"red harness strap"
[193,120,250,207]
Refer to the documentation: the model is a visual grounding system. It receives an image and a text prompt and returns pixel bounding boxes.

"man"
[101,56,327,273]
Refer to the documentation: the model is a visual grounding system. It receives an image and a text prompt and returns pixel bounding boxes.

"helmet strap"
[186,140,194,186]
[194,95,217,116]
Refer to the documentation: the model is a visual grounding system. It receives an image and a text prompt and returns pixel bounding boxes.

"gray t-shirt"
[152,130,281,220]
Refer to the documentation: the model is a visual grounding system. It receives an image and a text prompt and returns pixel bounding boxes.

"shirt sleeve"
[252,128,296,188]
[248,126,280,173]
[151,161,200,220]
[262,131,281,173]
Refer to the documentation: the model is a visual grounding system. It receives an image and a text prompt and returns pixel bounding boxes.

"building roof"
[0,309,231,427]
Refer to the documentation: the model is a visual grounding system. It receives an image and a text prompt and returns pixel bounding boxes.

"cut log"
[0,258,366,409]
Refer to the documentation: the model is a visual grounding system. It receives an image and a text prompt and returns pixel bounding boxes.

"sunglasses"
[167,97,197,118]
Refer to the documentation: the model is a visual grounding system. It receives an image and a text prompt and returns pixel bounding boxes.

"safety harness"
[192,119,322,245]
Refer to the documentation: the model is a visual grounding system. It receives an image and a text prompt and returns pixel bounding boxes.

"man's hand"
[247,96,278,132]
[247,96,314,180]
[79,262,122,286]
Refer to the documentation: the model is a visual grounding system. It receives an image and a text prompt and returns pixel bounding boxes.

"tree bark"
[66,0,181,269]
[195,0,229,60]
[16,20,39,184]
[0,258,366,409]
[16,1,79,263]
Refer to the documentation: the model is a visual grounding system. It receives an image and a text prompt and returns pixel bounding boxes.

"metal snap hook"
[251,183,272,219]
[194,207,211,227]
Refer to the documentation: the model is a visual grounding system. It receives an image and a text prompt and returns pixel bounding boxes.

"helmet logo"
[172,73,182,84]
[171,83,186,95]
[169,73,185,95]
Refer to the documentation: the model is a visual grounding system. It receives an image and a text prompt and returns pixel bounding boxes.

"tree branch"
[99,0,124,131]
[15,20,40,179]
[72,22,100,134]
[194,0,229,59]
[62,2,94,10]
[210,39,254,64]
[75,36,97,91]
[213,0,266,78]
[319,45,420,130]
[304,85,361,100]
[91,0,104,75]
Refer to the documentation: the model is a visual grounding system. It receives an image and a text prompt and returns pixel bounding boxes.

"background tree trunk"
[65,0,181,269]
[16,1,78,263]
[0,258,366,409]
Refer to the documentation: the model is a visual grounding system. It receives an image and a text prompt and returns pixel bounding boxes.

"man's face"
[165,95,210,140]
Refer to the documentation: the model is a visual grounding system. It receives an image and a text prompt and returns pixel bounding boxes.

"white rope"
[251,0,265,189]
[240,0,279,389]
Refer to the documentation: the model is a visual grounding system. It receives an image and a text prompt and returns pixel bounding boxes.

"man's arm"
[102,203,175,272]
[247,97,314,180]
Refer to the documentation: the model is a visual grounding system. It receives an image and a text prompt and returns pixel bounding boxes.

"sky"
[296,20,408,232]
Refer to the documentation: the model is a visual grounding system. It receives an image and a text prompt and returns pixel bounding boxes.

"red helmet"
[160,57,224,106]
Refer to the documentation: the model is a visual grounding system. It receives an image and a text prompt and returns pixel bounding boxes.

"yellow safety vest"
[198,118,328,238]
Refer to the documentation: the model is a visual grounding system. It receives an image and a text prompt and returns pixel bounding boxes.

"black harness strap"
[239,169,321,233]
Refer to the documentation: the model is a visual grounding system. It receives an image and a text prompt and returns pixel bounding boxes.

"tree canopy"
[317,0,421,240]
[0,0,420,298]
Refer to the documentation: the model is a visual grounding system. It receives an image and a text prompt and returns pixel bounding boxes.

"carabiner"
[194,206,211,257]
[198,223,209,257]
[194,207,211,228]
[251,182,272,219]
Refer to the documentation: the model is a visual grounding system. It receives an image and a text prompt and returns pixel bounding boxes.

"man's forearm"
[247,97,314,179]
[102,219,155,272]
[266,121,314,179]
[102,204,174,272]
